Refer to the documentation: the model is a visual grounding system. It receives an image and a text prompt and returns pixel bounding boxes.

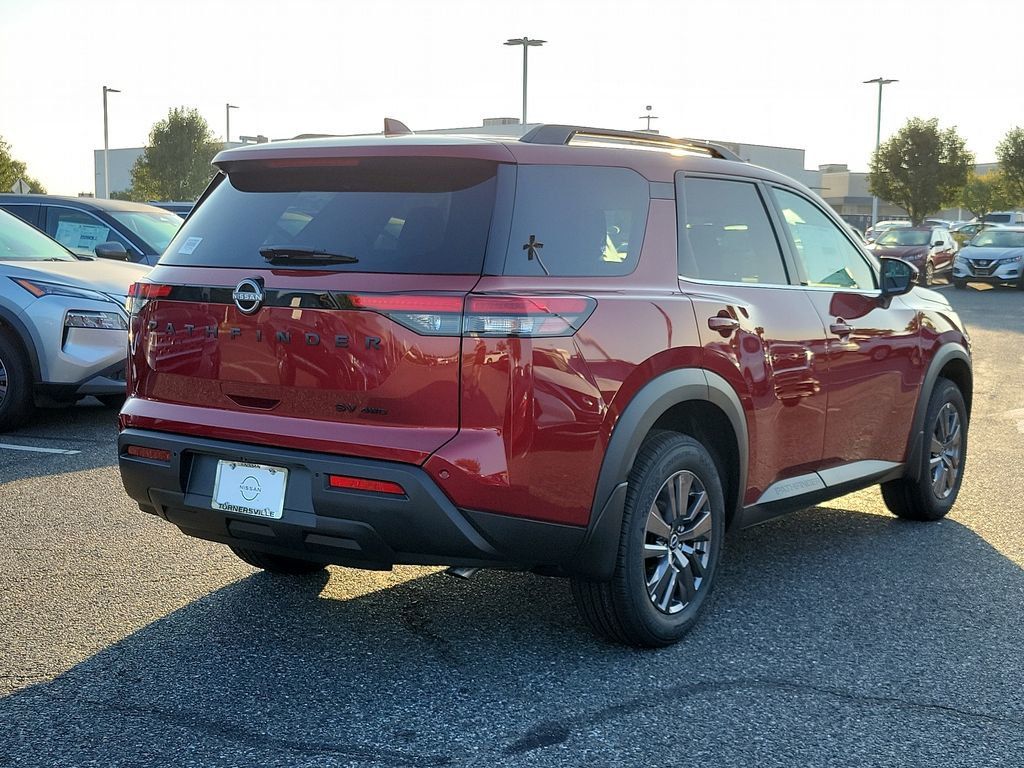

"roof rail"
[518,124,743,162]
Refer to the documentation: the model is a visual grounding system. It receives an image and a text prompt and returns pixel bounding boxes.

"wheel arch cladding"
[0,307,41,382]
[904,342,972,481]
[570,368,748,580]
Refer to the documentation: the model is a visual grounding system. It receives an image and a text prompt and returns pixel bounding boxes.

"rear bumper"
[117,428,589,574]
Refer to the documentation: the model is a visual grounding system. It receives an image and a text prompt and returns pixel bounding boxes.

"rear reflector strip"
[328,474,406,496]
[125,445,171,462]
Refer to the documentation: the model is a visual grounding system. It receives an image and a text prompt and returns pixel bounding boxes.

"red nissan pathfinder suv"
[118,124,972,647]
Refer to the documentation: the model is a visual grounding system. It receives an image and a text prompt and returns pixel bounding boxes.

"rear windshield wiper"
[259,246,359,265]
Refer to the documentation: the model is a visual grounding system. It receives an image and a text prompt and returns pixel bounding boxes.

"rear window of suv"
[160,157,498,274]
[502,165,649,277]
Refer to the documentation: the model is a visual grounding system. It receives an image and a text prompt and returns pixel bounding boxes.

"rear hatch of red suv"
[122,146,511,464]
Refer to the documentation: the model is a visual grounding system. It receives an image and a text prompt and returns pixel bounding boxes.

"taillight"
[126,282,172,316]
[335,293,464,336]
[464,295,596,337]
[335,292,596,338]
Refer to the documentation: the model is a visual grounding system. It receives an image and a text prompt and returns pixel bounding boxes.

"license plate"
[212,460,288,519]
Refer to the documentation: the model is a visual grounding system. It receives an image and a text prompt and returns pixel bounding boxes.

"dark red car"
[118,125,972,647]
[868,225,957,285]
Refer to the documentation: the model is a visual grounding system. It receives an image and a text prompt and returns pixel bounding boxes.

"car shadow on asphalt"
[0,400,120,484]
[2,506,1023,766]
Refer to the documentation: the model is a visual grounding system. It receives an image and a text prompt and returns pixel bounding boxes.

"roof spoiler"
[519,124,742,162]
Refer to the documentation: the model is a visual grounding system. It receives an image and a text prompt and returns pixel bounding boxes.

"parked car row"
[0,208,148,428]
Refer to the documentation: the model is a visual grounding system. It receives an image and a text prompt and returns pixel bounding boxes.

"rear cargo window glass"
[503,166,648,276]
[160,158,498,273]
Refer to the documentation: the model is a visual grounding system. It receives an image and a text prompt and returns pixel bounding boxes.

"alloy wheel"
[0,355,8,407]
[930,402,962,499]
[643,470,713,615]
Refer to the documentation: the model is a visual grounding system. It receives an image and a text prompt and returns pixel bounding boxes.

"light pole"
[864,76,897,227]
[102,85,120,198]
[226,103,239,145]
[504,36,545,126]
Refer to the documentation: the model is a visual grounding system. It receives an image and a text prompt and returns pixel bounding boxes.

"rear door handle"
[830,321,854,337]
[708,316,740,334]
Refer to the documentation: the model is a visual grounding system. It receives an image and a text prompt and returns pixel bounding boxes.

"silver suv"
[0,208,148,430]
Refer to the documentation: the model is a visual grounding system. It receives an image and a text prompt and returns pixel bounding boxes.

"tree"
[995,126,1024,205]
[0,136,46,193]
[960,170,1014,221]
[869,118,973,224]
[128,107,220,201]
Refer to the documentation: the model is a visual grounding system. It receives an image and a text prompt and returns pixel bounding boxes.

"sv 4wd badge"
[336,403,389,416]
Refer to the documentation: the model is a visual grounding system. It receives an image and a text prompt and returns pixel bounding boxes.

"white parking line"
[0,442,81,456]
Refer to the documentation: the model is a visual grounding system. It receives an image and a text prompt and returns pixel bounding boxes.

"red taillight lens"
[336,293,464,336]
[126,283,172,318]
[128,283,172,299]
[125,445,171,462]
[328,474,406,495]
[464,295,596,337]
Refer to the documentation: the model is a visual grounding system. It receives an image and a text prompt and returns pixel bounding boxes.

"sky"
[1,0,1020,195]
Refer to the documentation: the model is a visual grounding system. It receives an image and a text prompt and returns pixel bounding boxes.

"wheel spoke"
[646,558,670,592]
[930,435,944,455]
[658,571,678,612]
[644,543,670,560]
[680,508,712,542]
[645,505,672,540]
[672,473,694,522]
[676,556,697,602]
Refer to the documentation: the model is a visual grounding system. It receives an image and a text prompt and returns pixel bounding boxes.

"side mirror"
[879,256,917,297]
[95,241,129,261]
[933,240,945,246]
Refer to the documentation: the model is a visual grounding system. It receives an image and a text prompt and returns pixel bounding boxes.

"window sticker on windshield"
[178,236,202,255]
[55,221,110,251]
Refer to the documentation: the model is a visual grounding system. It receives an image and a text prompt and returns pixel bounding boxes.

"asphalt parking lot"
[1,282,1021,768]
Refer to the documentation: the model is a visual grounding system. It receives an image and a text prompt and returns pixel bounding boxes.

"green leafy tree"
[995,126,1024,205]
[0,136,46,193]
[960,170,1014,221]
[869,118,973,224]
[128,107,220,201]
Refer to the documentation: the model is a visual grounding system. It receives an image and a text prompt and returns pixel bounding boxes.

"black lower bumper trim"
[118,428,587,572]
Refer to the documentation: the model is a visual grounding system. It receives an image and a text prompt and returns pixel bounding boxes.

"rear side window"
[160,157,498,274]
[677,176,789,285]
[502,166,649,276]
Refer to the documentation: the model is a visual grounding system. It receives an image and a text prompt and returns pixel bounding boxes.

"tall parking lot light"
[504,36,546,127]
[226,103,239,146]
[102,85,120,199]
[864,77,897,227]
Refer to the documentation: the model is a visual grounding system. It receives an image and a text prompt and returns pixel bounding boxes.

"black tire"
[571,432,725,647]
[953,278,966,290]
[97,394,126,409]
[230,546,328,574]
[0,331,35,432]
[881,378,967,521]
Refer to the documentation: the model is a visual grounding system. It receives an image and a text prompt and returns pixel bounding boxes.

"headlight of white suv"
[64,310,127,330]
